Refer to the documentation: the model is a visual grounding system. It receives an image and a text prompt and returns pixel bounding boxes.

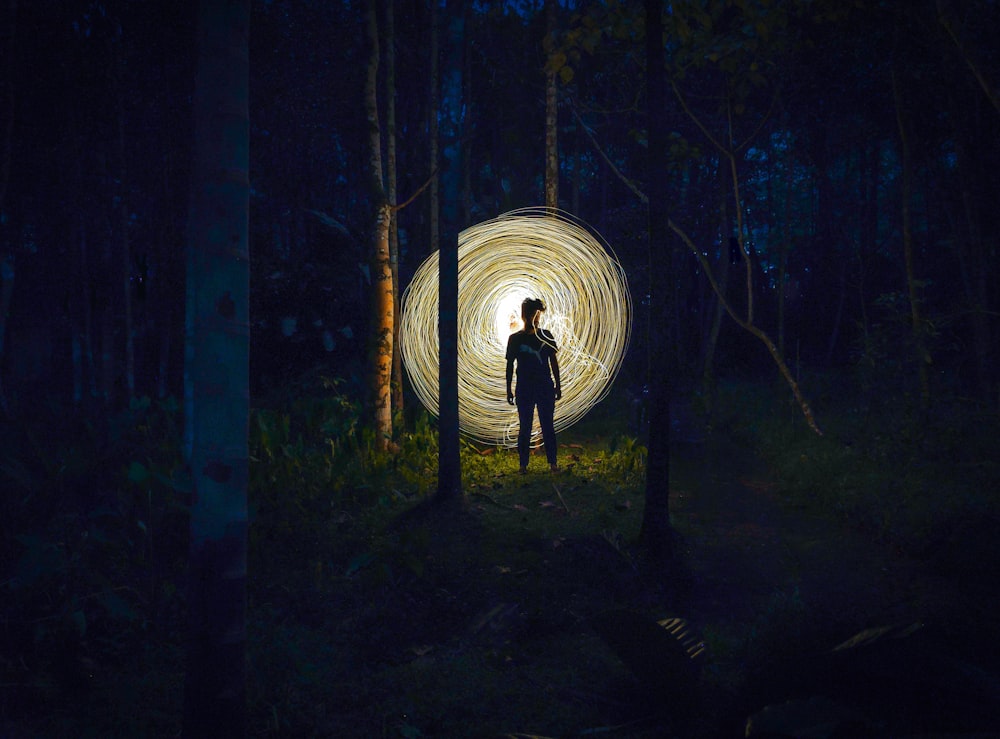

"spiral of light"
[398,208,631,447]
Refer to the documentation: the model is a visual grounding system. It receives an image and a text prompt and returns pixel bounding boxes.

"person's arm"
[551,352,561,400]
[506,340,516,405]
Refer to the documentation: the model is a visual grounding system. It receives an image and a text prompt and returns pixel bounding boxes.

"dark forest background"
[2,0,1000,736]
[3,0,998,412]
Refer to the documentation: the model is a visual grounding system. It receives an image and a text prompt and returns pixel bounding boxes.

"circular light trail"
[398,208,632,447]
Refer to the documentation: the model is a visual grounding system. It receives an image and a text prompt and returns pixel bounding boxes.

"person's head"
[521,297,545,329]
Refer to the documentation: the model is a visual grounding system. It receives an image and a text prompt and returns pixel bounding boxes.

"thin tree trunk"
[942,140,993,403]
[937,0,1000,117]
[436,0,463,504]
[112,23,135,402]
[0,0,17,415]
[892,69,931,410]
[114,57,135,400]
[544,0,558,212]
[639,0,672,564]
[101,307,114,404]
[460,2,472,226]
[182,0,250,734]
[428,0,439,258]
[959,183,993,401]
[702,157,730,387]
[825,258,847,366]
[776,144,793,358]
[365,0,393,451]
[78,217,98,403]
[385,0,403,420]
[669,80,821,434]
[0,252,12,415]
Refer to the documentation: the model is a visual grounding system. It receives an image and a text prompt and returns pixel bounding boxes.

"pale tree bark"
[385,0,403,420]
[639,0,673,564]
[182,0,250,735]
[544,0,558,211]
[364,0,394,452]
[436,0,464,504]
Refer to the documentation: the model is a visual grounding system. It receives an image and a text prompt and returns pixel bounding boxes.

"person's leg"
[516,393,535,471]
[537,391,557,469]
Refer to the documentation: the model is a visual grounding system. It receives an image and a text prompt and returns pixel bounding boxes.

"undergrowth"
[709,374,1000,560]
[1,374,652,736]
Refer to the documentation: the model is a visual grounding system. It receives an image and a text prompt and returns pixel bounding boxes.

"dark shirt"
[506,329,558,391]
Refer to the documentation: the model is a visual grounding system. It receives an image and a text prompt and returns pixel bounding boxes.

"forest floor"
[242,406,1000,738]
[17,396,999,737]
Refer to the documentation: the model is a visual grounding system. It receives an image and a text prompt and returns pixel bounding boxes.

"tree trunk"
[113,46,135,400]
[702,159,730,387]
[182,1,250,735]
[669,76,821,434]
[639,0,672,565]
[776,144,793,359]
[428,0,439,260]
[435,0,464,504]
[544,0,558,212]
[0,252,12,415]
[385,0,403,420]
[892,69,931,411]
[460,2,473,226]
[77,215,98,404]
[0,0,14,414]
[364,0,393,452]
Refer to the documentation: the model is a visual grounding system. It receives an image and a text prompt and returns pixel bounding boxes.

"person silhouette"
[506,297,561,473]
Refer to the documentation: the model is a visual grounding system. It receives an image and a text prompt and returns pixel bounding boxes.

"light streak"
[398,208,631,446]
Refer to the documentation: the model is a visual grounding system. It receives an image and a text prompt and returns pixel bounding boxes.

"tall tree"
[436,0,464,504]
[365,0,394,452]
[0,0,16,415]
[112,28,135,400]
[543,0,559,211]
[639,0,673,564]
[182,0,250,735]
[385,0,404,420]
[892,67,931,411]
[428,0,440,277]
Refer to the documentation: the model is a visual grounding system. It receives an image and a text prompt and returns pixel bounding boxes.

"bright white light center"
[398,208,632,446]
[494,292,526,346]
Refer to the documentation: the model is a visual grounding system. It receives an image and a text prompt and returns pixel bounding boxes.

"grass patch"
[710,375,1000,561]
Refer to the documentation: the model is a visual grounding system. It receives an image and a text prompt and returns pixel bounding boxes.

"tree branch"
[572,97,822,435]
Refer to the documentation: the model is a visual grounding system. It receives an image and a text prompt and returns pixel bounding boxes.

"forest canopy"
[1,0,997,417]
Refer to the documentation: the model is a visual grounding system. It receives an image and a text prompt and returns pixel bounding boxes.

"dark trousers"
[516,386,557,467]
